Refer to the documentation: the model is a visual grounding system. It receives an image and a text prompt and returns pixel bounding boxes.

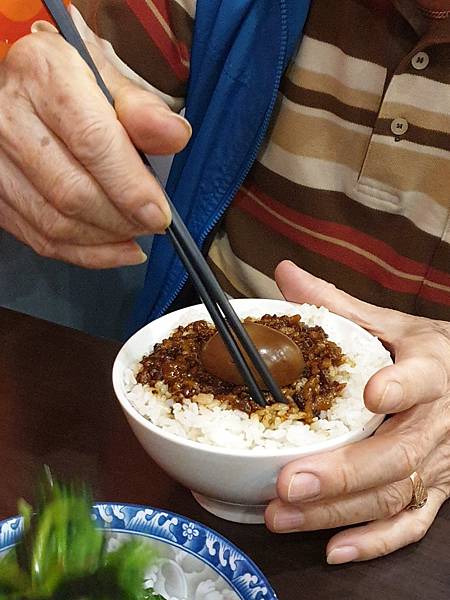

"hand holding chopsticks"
[42,0,288,407]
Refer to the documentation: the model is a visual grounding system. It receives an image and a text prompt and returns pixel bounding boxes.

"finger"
[30,23,191,156]
[365,354,449,414]
[83,36,192,155]
[274,261,402,340]
[113,85,191,155]
[0,141,141,244]
[276,402,448,504]
[47,240,146,269]
[419,436,450,496]
[265,478,412,533]
[325,488,445,564]
[0,198,146,269]
[8,33,171,231]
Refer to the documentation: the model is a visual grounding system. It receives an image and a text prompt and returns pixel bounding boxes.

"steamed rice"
[124,305,392,451]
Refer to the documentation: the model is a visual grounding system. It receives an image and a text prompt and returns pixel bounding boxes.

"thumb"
[275,261,449,414]
[90,40,192,155]
[275,260,389,338]
[275,261,396,411]
[114,84,192,155]
[364,354,448,413]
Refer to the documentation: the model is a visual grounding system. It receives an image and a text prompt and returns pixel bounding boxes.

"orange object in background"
[0,0,70,59]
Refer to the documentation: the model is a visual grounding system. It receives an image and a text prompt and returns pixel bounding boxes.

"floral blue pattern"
[0,503,277,600]
[182,522,200,541]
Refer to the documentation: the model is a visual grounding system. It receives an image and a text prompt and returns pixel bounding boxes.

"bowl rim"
[0,502,278,600]
[113,299,388,458]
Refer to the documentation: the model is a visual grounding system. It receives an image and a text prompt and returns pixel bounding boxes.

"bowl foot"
[192,492,267,524]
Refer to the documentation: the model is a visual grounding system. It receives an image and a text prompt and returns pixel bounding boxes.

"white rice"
[124,304,392,451]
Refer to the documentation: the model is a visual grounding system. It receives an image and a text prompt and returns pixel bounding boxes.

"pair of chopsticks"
[42,0,287,408]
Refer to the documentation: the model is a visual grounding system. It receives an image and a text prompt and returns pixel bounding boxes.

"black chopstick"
[43,0,287,407]
[166,210,287,405]
[169,233,270,405]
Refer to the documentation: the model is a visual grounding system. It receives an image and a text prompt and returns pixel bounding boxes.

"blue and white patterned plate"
[0,503,277,600]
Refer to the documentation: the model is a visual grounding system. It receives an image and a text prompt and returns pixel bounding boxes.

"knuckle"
[32,235,58,259]
[442,396,450,425]
[0,94,20,138]
[6,34,40,64]
[410,519,428,544]
[6,33,80,80]
[336,461,360,496]
[40,214,71,243]
[430,320,450,343]
[433,484,450,502]
[113,183,150,214]
[70,117,117,164]
[110,179,141,210]
[378,484,408,516]
[317,504,345,529]
[396,436,421,477]
[50,170,90,218]
[5,34,52,79]
[373,536,395,559]
[431,353,449,393]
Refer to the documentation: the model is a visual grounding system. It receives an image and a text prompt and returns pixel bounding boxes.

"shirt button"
[411,51,429,70]
[391,118,409,136]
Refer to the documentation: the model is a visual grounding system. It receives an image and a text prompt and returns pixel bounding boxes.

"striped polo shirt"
[73,0,450,320]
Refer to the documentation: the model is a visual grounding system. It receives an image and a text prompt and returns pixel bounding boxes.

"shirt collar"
[393,0,450,43]
[393,0,429,35]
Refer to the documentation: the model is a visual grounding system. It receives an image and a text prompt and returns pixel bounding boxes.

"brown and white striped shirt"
[74,0,450,320]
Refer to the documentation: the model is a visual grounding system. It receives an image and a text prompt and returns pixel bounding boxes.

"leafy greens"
[0,473,164,600]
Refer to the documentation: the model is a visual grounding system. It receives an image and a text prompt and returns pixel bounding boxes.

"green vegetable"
[0,471,164,600]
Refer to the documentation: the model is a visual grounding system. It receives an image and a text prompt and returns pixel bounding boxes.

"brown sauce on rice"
[136,314,347,425]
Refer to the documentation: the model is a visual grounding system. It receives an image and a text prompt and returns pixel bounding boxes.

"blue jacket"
[130,0,311,333]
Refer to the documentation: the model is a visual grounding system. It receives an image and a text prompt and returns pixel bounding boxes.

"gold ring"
[406,472,428,510]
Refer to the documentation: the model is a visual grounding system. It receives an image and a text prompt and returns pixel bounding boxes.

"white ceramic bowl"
[113,299,391,524]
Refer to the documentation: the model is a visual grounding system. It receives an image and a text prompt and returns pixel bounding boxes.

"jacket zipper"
[157,0,290,317]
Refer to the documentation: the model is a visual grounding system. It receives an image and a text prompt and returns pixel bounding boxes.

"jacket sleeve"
[72,0,194,106]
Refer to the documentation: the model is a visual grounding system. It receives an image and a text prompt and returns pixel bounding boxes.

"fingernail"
[379,381,404,412]
[273,508,305,532]
[124,249,148,266]
[136,249,148,264]
[134,203,171,231]
[327,546,359,565]
[288,473,321,502]
[31,20,58,34]
[155,107,192,137]
[170,112,192,137]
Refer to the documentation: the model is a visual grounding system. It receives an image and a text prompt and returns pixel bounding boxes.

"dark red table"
[1,307,449,599]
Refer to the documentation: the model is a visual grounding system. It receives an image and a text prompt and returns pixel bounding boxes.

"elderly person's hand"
[0,26,191,268]
[265,260,450,564]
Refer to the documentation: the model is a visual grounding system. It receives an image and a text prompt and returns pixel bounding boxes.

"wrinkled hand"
[0,26,191,267]
[265,261,450,563]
